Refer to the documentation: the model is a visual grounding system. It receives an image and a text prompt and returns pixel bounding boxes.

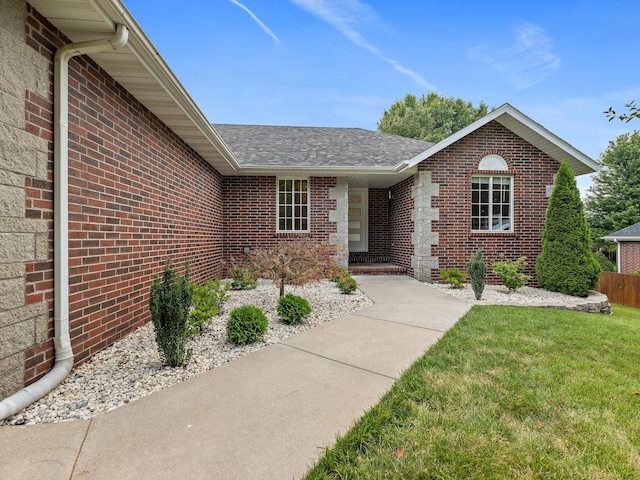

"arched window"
[471,155,513,232]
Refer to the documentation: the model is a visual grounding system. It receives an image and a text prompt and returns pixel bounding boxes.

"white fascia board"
[233,164,418,176]
[400,103,599,174]
[602,236,640,241]
[93,0,241,172]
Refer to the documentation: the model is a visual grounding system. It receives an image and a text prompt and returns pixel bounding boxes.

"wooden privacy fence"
[596,272,640,308]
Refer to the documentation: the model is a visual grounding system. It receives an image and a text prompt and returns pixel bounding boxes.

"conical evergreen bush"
[535,160,600,297]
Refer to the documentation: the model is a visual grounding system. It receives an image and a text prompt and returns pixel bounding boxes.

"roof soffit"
[28,0,240,175]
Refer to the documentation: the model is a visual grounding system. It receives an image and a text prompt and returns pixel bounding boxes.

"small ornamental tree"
[536,160,601,297]
[248,241,337,297]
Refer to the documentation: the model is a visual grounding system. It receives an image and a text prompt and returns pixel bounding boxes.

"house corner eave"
[29,0,242,175]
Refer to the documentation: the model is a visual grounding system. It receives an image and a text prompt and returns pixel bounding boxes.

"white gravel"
[1,279,372,426]
[425,281,584,305]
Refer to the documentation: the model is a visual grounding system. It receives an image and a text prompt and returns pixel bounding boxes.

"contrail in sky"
[228,0,281,44]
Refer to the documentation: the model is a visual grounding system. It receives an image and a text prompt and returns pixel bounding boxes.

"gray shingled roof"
[603,222,640,239]
[212,124,433,168]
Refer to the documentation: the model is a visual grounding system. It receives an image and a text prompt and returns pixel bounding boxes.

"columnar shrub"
[440,269,467,289]
[149,259,193,367]
[466,249,486,300]
[277,294,312,325]
[188,279,230,334]
[536,160,601,297]
[491,254,531,292]
[227,305,269,344]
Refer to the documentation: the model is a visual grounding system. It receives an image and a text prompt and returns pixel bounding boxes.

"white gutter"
[0,24,129,421]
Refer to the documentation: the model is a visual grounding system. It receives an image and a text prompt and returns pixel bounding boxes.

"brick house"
[0,0,597,411]
[603,222,640,273]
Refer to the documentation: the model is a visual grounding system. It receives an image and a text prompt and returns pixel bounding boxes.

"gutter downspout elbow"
[0,24,129,422]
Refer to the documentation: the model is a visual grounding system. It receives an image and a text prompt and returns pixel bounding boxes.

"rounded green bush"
[337,273,357,294]
[227,305,268,344]
[277,294,311,325]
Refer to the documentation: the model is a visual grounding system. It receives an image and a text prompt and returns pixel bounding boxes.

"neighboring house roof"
[603,222,640,241]
[28,0,241,175]
[212,124,433,168]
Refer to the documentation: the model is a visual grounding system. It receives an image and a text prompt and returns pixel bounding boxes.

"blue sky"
[123,0,639,193]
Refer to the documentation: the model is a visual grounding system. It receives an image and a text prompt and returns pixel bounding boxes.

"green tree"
[585,131,640,243]
[536,161,600,297]
[377,92,489,143]
[604,101,639,122]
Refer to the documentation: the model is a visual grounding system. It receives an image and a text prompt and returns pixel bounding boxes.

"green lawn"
[304,304,640,479]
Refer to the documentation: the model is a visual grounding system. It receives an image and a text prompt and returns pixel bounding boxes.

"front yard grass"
[305,304,640,479]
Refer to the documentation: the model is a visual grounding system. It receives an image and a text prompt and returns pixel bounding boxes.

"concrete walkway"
[0,276,472,480]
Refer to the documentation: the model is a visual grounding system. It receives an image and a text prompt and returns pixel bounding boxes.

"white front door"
[348,188,368,252]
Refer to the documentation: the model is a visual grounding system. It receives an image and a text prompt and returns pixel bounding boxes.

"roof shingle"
[603,222,640,239]
[212,124,433,168]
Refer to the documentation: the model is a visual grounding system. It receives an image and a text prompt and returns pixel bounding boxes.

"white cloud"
[468,23,560,90]
[228,0,280,44]
[289,0,434,89]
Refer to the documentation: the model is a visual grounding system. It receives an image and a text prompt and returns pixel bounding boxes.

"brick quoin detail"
[419,121,557,284]
[23,6,224,384]
[619,242,640,273]
[223,176,338,263]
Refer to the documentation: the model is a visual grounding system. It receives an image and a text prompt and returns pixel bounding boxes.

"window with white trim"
[277,178,309,231]
[471,175,513,231]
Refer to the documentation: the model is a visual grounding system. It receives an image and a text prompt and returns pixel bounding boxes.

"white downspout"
[0,24,129,421]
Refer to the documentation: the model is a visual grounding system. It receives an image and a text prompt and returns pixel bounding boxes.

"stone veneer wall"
[1,2,226,397]
[328,177,348,266]
[411,171,439,281]
[0,0,51,399]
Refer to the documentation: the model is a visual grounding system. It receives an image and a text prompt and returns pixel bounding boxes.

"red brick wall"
[620,242,640,273]
[389,176,415,276]
[222,176,337,263]
[421,121,557,284]
[23,6,224,383]
[349,188,389,263]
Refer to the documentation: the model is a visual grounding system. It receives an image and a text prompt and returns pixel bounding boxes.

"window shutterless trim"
[470,174,514,233]
[276,177,310,233]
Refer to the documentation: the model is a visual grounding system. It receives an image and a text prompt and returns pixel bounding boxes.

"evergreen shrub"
[227,305,268,344]
[149,259,193,367]
[440,269,467,289]
[188,279,230,334]
[277,294,312,325]
[466,249,486,300]
[593,252,616,273]
[229,267,258,291]
[536,160,600,297]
